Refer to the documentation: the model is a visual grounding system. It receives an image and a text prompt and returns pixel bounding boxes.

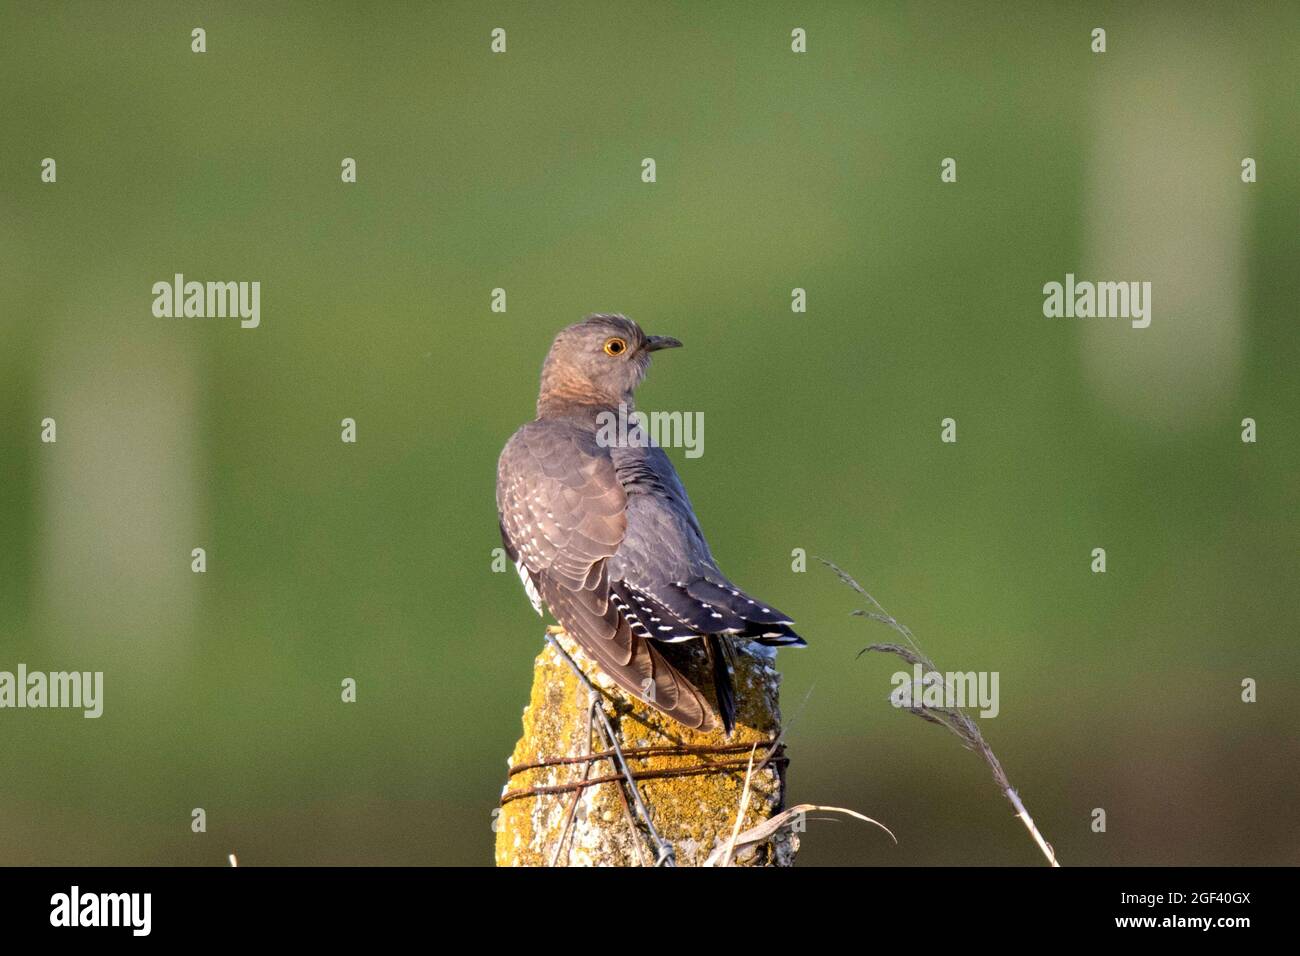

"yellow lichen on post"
[496,631,796,866]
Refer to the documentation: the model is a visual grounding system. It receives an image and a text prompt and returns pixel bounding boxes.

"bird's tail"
[705,634,736,735]
[541,578,720,731]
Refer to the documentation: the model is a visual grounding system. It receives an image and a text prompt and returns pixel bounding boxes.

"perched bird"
[496,314,806,733]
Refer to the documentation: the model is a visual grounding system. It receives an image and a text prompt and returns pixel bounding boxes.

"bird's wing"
[612,445,806,646]
[497,421,717,730]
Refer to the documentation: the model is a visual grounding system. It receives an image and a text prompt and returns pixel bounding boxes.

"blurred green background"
[1,1,1297,866]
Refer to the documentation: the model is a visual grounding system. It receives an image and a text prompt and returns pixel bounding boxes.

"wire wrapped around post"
[495,630,797,866]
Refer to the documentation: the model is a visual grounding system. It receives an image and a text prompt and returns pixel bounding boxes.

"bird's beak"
[646,335,683,352]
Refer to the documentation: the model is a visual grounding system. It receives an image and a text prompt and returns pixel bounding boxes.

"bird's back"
[496,413,721,729]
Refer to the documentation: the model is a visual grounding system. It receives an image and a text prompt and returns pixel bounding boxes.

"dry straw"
[820,558,1060,867]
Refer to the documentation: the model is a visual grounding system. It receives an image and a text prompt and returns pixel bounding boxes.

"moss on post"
[496,631,796,866]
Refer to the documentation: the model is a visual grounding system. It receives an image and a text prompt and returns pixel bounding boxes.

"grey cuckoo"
[496,314,805,733]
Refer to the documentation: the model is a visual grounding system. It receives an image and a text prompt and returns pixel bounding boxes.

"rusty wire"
[501,740,787,805]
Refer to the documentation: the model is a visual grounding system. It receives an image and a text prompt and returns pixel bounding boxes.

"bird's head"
[537,313,682,414]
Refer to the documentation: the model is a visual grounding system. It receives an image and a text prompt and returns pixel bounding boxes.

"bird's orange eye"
[603,337,628,356]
